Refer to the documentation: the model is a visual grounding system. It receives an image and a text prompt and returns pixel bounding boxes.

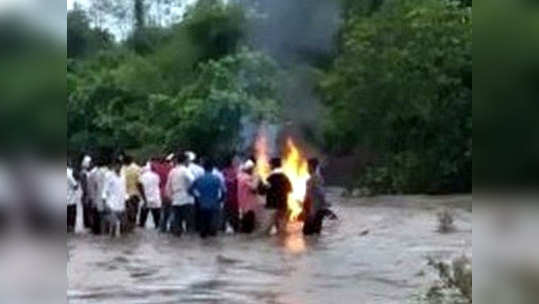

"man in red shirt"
[221,156,240,232]
[151,154,174,232]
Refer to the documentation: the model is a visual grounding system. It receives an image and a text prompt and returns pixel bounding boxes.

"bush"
[416,256,472,304]
[437,208,456,233]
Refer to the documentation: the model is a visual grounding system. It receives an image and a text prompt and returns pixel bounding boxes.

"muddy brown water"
[67,190,472,304]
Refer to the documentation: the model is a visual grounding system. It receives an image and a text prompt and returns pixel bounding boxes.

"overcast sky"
[67,0,197,40]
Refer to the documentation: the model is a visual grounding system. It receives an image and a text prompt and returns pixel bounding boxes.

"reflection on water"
[68,195,472,304]
[281,223,306,254]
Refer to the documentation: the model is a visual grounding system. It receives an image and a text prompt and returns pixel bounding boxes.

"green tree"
[166,49,281,156]
[322,0,472,193]
[67,48,281,159]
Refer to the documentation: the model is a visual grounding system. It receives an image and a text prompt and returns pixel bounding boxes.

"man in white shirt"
[80,155,93,229]
[186,151,204,178]
[138,163,162,229]
[101,160,127,237]
[87,157,109,235]
[67,165,80,233]
[165,153,195,236]
[185,151,204,232]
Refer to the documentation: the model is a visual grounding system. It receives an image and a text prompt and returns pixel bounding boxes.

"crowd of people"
[67,150,336,239]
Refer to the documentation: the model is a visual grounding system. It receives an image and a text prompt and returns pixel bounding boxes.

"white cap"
[81,155,92,169]
[185,151,196,162]
[242,160,255,171]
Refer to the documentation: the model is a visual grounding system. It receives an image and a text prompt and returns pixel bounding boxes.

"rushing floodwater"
[67,191,472,304]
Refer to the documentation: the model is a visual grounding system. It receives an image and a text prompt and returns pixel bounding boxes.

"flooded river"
[67,191,472,304]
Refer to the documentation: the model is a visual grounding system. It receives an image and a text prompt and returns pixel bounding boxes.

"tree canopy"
[322,0,471,193]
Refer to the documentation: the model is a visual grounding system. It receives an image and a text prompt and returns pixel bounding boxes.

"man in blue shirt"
[189,159,225,238]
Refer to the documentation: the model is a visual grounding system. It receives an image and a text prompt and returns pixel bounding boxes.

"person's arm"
[188,179,198,198]
[285,176,293,194]
[220,177,227,201]
[68,170,78,191]
[185,168,195,184]
[258,175,270,195]
[313,179,328,209]
[165,171,173,200]
[137,181,147,205]
[101,176,111,211]
[80,173,88,200]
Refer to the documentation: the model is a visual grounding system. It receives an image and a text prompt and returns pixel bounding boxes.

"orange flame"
[282,139,310,221]
[255,130,310,221]
[255,129,271,179]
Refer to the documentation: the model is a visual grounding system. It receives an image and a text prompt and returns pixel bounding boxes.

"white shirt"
[66,168,80,206]
[102,171,126,212]
[188,163,204,179]
[166,165,195,206]
[88,167,109,211]
[139,170,162,208]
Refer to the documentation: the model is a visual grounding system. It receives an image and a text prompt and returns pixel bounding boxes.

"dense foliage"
[68,1,280,160]
[322,0,471,193]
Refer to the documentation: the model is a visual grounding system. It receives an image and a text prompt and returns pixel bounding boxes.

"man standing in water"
[185,151,205,232]
[237,160,261,233]
[263,158,292,234]
[190,159,224,238]
[166,152,196,236]
[80,155,93,230]
[67,164,80,233]
[88,155,109,235]
[221,156,240,232]
[102,159,127,237]
[138,163,162,229]
[121,155,141,233]
[152,154,173,232]
[302,158,333,235]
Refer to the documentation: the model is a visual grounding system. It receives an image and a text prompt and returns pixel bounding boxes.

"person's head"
[242,160,255,175]
[223,154,236,169]
[100,153,111,168]
[270,158,282,170]
[81,155,92,170]
[117,152,125,164]
[165,153,175,165]
[123,154,134,166]
[202,158,214,172]
[176,151,188,165]
[308,158,320,175]
[110,158,122,174]
[185,151,197,164]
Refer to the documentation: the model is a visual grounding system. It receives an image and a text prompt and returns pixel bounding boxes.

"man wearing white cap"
[80,155,93,229]
[185,151,205,232]
[166,152,196,235]
[102,160,127,237]
[185,151,204,178]
[237,160,262,233]
[67,165,81,233]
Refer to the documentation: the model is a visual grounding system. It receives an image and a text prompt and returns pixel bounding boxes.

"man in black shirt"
[263,158,292,233]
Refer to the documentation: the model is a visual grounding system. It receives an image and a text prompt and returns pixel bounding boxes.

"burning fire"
[255,130,310,221]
